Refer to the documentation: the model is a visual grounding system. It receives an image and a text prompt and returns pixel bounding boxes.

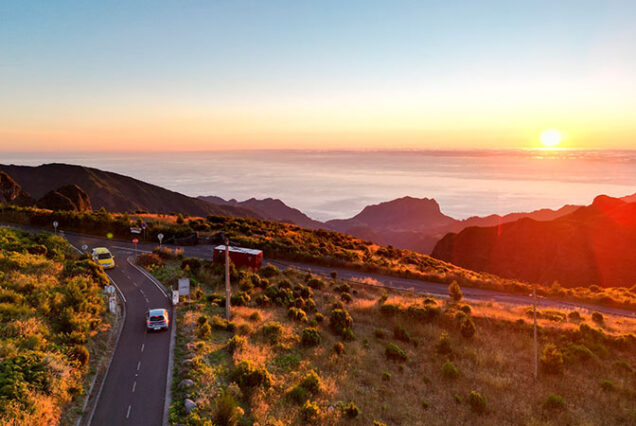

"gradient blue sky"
[2,1,635,151]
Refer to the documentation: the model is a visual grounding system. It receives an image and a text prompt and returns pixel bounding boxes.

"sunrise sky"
[2,1,636,151]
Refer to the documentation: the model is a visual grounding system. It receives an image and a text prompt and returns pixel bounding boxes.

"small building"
[213,245,263,270]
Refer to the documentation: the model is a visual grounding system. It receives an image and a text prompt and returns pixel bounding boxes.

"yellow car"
[92,247,115,269]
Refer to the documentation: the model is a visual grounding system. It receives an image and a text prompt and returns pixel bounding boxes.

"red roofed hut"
[213,245,263,270]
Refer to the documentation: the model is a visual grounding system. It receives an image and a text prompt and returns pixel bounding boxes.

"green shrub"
[301,328,321,347]
[341,327,356,341]
[435,332,452,355]
[374,328,386,339]
[333,342,345,355]
[540,344,564,374]
[567,310,582,321]
[340,293,353,303]
[287,385,308,405]
[300,370,322,394]
[260,264,280,278]
[442,361,459,379]
[211,315,231,331]
[591,312,604,324]
[567,344,594,362]
[468,391,487,414]
[300,400,320,423]
[230,361,272,392]
[197,321,212,339]
[382,371,391,381]
[288,307,308,322]
[460,318,476,339]
[249,311,262,322]
[213,390,242,425]
[460,304,472,314]
[379,303,400,317]
[343,401,360,418]
[230,291,251,307]
[307,278,325,290]
[315,313,324,323]
[137,253,163,267]
[71,344,90,367]
[385,343,407,362]
[262,321,284,344]
[449,280,462,302]
[422,400,430,410]
[612,360,634,374]
[180,257,201,272]
[227,335,246,353]
[544,394,565,410]
[329,308,353,335]
[393,325,411,343]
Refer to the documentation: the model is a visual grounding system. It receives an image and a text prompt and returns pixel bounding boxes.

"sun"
[540,129,562,148]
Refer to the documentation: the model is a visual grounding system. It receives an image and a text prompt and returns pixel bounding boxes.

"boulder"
[184,398,197,414]
[178,379,194,389]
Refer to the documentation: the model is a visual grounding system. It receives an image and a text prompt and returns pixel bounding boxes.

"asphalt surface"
[65,233,173,426]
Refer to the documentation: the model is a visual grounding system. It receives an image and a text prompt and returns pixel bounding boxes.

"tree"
[449,280,462,302]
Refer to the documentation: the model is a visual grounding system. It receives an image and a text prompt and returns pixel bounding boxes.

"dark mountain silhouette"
[36,185,92,212]
[198,196,322,229]
[0,171,34,206]
[0,164,259,218]
[431,195,636,287]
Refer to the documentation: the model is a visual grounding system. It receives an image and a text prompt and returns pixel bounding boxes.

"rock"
[179,379,194,389]
[36,184,92,212]
[0,171,33,206]
[184,398,197,414]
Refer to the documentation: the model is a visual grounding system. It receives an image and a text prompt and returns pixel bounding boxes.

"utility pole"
[225,237,231,321]
[533,285,538,380]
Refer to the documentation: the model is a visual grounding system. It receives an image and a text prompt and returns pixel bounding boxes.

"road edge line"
[85,274,127,426]
[127,256,170,299]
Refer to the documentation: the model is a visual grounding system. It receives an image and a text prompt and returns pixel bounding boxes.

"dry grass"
[159,263,636,425]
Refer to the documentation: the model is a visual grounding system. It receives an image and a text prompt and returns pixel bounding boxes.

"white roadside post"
[53,220,58,234]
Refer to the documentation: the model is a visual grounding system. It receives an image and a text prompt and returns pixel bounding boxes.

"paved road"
[65,233,173,426]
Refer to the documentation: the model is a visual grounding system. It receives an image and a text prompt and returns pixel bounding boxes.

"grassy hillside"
[1,204,635,310]
[0,228,110,425]
[143,252,636,425]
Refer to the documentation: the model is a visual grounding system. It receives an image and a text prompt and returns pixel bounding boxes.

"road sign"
[141,222,146,229]
[178,278,190,296]
[132,238,139,244]
[105,285,115,294]
[81,244,88,252]
[130,227,142,234]
[158,233,164,246]
[53,221,58,233]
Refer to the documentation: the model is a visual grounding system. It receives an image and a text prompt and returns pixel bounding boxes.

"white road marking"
[126,405,131,418]
[141,343,145,352]
[137,361,141,371]
[132,381,136,392]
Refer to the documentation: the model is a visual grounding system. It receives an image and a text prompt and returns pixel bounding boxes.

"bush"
[393,325,411,343]
[544,394,565,410]
[180,257,201,272]
[197,321,212,339]
[460,318,476,339]
[468,391,487,414]
[301,328,321,347]
[460,304,472,314]
[382,371,391,382]
[540,344,564,374]
[262,321,284,344]
[374,328,386,339]
[343,401,360,418]
[449,280,462,302]
[300,400,320,423]
[591,312,604,324]
[260,264,280,278]
[600,379,615,392]
[567,310,582,321]
[442,360,459,379]
[288,307,308,322]
[385,343,407,362]
[341,327,356,341]
[71,344,90,367]
[211,315,232,331]
[227,335,246,353]
[333,342,345,355]
[137,253,163,267]
[213,390,242,425]
[307,278,325,290]
[300,370,322,394]
[287,385,308,405]
[230,361,272,392]
[315,313,324,323]
[249,311,262,322]
[379,303,400,317]
[567,344,594,362]
[435,332,452,355]
[329,309,353,335]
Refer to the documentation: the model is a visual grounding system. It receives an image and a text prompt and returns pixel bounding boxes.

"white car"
[146,308,169,331]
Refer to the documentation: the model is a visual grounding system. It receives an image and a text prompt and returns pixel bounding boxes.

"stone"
[184,398,197,414]
[179,379,194,389]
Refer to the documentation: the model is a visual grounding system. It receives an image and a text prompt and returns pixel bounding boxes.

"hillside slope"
[199,196,322,229]
[0,163,259,218]
[432,195,636,287]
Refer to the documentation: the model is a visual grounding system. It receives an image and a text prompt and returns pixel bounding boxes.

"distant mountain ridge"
[0,163,259,218]
[431,195,636,287]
